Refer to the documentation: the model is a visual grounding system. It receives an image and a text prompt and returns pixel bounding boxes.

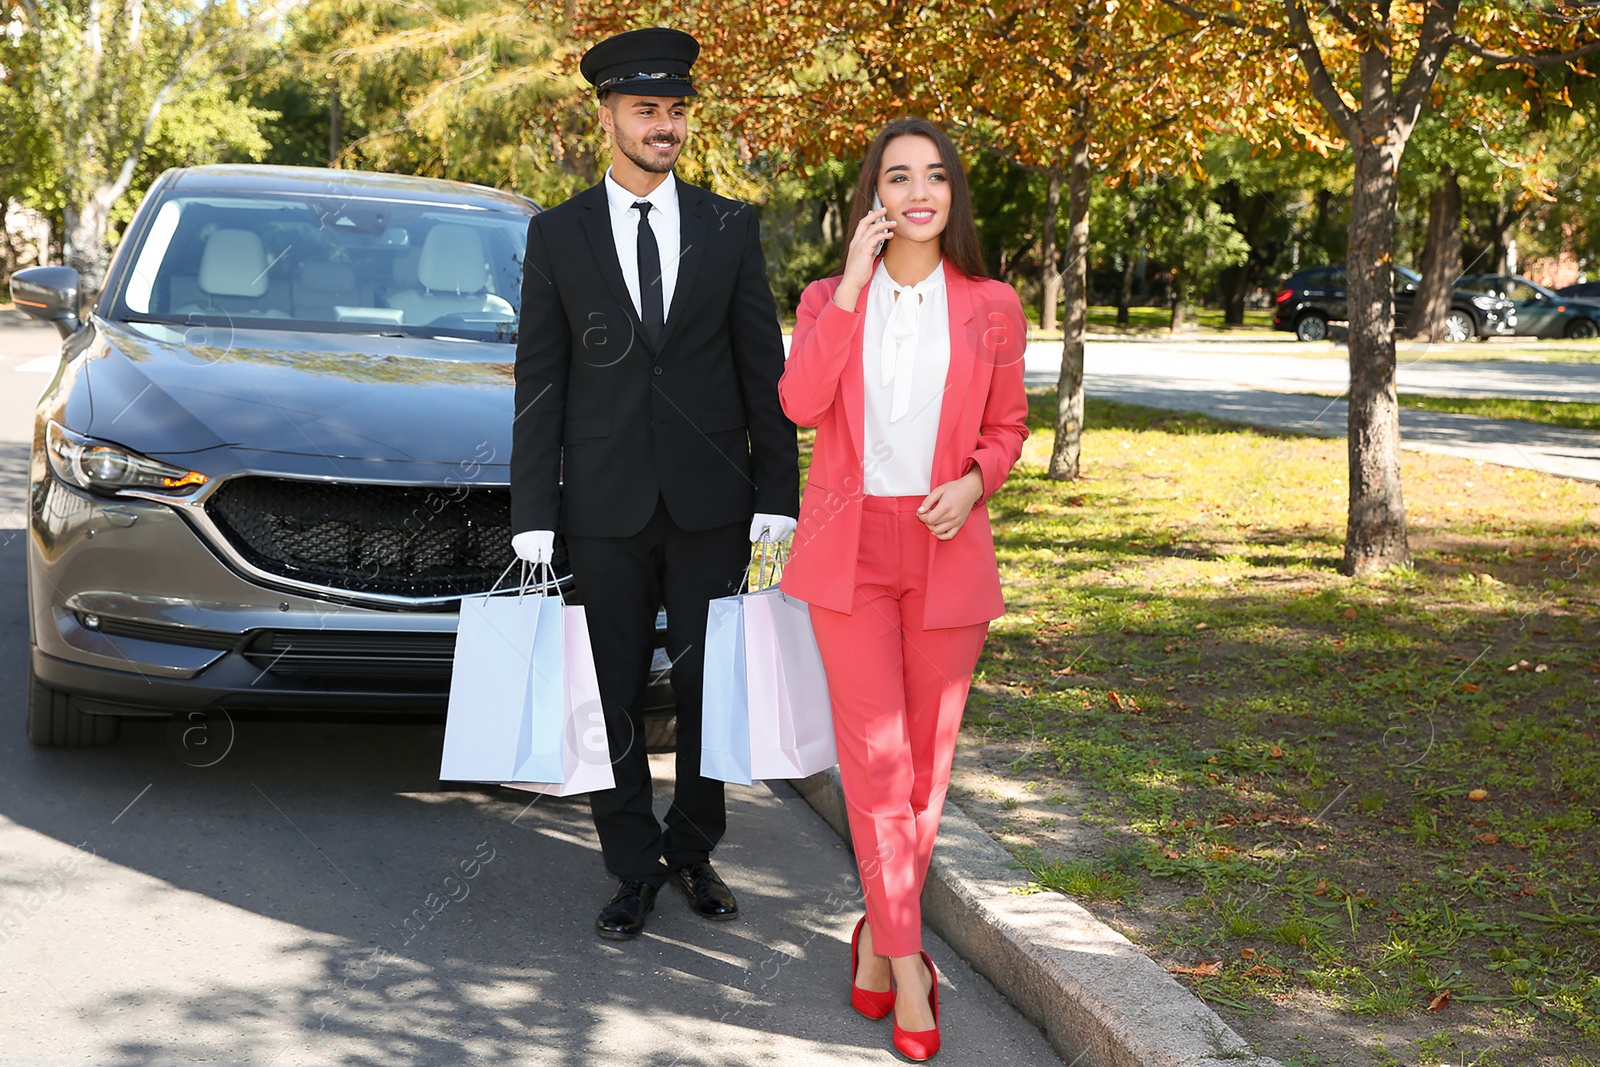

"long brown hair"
[844,118,988,280]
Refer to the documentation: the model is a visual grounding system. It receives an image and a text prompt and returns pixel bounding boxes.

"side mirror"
[10,266,82,339]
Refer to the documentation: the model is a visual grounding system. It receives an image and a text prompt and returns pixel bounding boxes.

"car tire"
[27,665,119,746]
[1564,318,1599,340]
[644,713,677,753]
[1294,312,1329,342]
[1443,310,1475,343]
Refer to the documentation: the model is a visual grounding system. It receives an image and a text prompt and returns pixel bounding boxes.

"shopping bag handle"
[740,535,788,593]
[483,558,563,602]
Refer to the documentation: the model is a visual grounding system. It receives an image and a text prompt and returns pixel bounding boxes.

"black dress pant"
[565,498,750,887]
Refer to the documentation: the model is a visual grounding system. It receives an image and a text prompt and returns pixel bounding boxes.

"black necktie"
[634,201,664,345]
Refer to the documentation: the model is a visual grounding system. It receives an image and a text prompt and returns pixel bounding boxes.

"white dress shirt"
[603,169,680,321]
[861,260,950,496]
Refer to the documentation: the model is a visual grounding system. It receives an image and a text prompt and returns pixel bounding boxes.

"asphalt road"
[1020,337,1600,482]
[0,318,1062,1066]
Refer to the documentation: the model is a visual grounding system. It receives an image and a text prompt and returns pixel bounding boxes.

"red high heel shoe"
[850,916,895,1019]
[891,952,940,1061]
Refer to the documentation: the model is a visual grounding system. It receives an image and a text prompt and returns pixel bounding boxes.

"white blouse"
[861,259,951,496]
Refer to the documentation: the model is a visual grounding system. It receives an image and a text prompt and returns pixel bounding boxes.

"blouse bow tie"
[879,274,940,423]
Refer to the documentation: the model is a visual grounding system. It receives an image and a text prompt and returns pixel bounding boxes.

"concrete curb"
[792,768,1281,1067]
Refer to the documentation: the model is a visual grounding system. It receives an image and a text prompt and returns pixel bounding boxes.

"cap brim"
[597,76,696,97]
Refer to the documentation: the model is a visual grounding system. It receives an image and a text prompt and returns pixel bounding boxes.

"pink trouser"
[807,495,989,958]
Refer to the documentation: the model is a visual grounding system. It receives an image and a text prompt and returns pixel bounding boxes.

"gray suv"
[11,165,672,746]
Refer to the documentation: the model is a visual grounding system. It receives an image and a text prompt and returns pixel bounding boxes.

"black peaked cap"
[580,27,700,97]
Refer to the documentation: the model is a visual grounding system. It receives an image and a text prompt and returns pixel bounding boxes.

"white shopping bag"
[502,604,616,797]
[440,586,563,783]
[701,593,754,784]
[743,587,838,780]
[700,541,836,784]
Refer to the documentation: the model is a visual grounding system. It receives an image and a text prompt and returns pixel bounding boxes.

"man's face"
[599,94,689,174]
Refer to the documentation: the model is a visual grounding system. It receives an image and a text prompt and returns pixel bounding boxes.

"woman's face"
[876,134,951,249]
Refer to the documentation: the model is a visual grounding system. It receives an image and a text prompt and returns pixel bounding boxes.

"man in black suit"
[510,27,799,940]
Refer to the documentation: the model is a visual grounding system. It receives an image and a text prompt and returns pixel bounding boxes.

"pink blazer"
[777,268,1030,628]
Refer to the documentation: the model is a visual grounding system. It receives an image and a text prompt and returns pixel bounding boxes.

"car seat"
[385,224,514,327]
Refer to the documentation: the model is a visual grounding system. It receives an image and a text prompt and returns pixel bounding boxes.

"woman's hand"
[917,468,985,541]
[833,208,895,310]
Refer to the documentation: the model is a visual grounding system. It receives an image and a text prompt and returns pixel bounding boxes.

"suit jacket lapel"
[575,183,654,354]
[658,184,708,352]
[933,270,979,476]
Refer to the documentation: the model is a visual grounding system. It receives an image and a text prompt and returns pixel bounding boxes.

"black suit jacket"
[511,181,799,538]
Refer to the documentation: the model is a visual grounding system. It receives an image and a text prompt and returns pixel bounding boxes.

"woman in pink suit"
[778,118,1029,1060]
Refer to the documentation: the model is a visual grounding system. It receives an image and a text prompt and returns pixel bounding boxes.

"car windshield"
[110,191,528,343]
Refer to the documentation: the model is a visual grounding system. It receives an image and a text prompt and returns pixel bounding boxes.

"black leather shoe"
[671,860,739,921]
[595,879,658,941]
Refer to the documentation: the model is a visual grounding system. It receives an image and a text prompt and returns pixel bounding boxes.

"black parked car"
[1555,281,1600,301]
[1459,274,1600,339]
[9,165,677,747]
[1273,265,1515,343]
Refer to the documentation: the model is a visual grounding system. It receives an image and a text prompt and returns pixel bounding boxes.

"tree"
[1167,0,1600,575]
[5,1,290,289]
[575,0,1281,483]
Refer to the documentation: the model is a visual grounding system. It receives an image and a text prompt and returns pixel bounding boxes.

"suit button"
[653,366,663,376]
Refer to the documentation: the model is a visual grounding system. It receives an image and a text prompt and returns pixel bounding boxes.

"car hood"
[76,320,515,475]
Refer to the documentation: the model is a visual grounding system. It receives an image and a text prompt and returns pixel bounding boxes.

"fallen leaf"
[1468,788,1489,802]
[1168,961,1223,978]
[1242,964,1284,978]
[1534,663,1549,673]
[1427,989,1452,1012]
[1164,850,1180,860]
[1240,948,1258,959]
[1478,833,1500,845]
[1268,744,1285,758]
[1341,608,1358,620]
[1461,683,1481,694]
[1474,572,1504,586]
[1194,622,1209,631]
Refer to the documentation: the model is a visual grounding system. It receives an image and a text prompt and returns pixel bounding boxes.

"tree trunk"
[1411,167,1461,342]
[1118,197,1137,326]
[1040,168,1062,332]
[1048,126,1091,480]
[1343,136,1411,575]
[62,190,116,296]
[1118,253,1134,326]
[329,73,343,165]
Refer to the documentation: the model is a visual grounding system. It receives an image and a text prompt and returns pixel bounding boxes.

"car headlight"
[45,421,207,495]
[1469,296,1498,310]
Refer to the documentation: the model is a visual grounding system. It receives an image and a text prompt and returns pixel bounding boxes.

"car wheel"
[644,713,677,753]
[27,665,119,746]
[1443,310,1475,343]
[1295,312,1329,342]
[1564,318,1599,340]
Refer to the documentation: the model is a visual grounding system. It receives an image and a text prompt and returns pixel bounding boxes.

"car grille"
[204,477,559,599]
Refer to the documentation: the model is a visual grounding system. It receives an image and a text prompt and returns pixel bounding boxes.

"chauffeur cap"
[580,27,700,98]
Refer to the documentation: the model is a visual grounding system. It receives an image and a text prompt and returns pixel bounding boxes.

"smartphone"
[871,191,886,256]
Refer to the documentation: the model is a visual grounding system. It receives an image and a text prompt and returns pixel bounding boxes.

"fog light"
[82,613,102,630]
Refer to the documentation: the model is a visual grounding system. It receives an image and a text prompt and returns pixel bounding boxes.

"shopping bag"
[503,604,616,797]
[700,593,754,784]
[440,587,563,782]
[743,587,838,780]
[700,540,837,784]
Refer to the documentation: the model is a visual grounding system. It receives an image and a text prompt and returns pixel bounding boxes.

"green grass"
[954,392,1600,1058]
[1396,394,1600,432]
[1022,304,1276,334]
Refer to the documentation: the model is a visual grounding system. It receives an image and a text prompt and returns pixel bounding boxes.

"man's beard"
[616,127,682,174]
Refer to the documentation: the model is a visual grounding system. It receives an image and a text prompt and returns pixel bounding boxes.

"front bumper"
[28,476,674,718]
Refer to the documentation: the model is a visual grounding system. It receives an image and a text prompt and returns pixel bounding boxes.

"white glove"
[512,530,555,565]
[749,513,797,542]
